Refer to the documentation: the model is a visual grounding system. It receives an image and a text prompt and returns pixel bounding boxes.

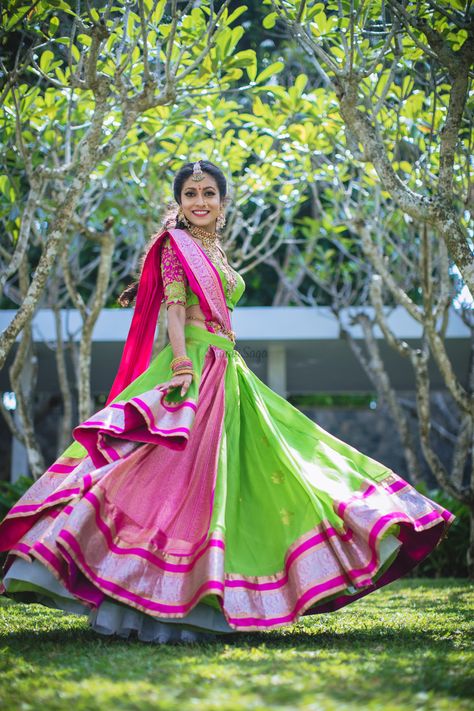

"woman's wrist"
[170,355,195,380]
[171,368,195,381]
[171,355,192,369]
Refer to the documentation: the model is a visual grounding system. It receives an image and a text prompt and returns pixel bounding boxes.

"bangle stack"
[170,355,195,379]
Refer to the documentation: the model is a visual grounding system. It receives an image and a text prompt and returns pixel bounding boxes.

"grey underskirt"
[3,534,403,642]
[3,557,236,643]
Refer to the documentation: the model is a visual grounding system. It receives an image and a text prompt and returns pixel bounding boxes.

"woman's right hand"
[162,372,193,397]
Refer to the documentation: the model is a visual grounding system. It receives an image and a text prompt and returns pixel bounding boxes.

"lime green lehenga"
[0,230,455,643]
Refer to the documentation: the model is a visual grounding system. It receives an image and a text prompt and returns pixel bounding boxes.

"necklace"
[189,225,237,302]
[188,224,219,248]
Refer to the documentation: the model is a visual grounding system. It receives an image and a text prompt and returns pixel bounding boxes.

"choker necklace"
[188,225,219,248]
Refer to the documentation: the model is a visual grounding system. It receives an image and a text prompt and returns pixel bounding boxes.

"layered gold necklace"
[189,225,237,302]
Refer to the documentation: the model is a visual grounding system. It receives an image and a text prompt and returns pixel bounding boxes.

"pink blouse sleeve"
[161,236,187,307]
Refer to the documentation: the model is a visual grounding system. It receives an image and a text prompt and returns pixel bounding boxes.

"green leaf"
[253,85,287,99]
[54,66,70,84]
[77,33,92,46]
[151,0,166,24]
[39,50,54,73]
[227,5,247,24]
[255,61,284,84]
[247,61,257,82]
[217,26,245,60]
[223,68,244,82]
[49,16,59,36]
[230,49,257,68]
[310,13,325,37]
[45,0,78,15]
[263,12,277,29]
[294,74,308,95]
[0,176,9,197]
[70,44,81,63]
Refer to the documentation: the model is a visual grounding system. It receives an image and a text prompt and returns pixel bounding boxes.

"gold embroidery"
[280,508,294,526]
[161,237,187,306]
[164,280,186,306]
[271,471,285,485]
[195,239,237,303]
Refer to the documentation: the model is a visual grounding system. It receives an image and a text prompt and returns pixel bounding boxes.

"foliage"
[0,1,254,302]
[264,0,473,205]
[0,475,33,521]
[0,579,472,709]
[2,0,470,309]
[264,0,474,317]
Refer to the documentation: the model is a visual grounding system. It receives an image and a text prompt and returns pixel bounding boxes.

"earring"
[216,208,226,231]
[177,206,190,228]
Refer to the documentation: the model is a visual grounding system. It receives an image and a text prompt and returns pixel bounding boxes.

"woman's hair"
[117,160,227,307]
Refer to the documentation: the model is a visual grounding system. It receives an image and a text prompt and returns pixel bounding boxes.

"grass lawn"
[0,578,472,711]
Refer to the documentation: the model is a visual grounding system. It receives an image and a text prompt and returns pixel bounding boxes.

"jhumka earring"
[216,208,226,231]
[177,206,190,228]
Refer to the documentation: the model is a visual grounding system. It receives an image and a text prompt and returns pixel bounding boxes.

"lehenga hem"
[0,321,456,635]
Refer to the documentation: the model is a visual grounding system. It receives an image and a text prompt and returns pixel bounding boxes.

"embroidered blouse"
[160,236,245,311]
[161,237,187,307]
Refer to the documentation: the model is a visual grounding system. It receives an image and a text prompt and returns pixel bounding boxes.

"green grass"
[0,579,472,711]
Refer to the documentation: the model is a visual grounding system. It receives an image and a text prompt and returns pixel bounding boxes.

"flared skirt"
[0,324,455,639]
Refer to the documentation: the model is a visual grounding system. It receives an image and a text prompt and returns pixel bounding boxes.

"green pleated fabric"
[213,335,395,577]
[1,321,455,631]
[64,321,396,579]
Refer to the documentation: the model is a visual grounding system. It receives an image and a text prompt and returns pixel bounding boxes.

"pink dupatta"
[106,228,232,405]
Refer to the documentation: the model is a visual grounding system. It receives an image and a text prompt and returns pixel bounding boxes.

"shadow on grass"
[1,581,473,709]
[1,623,469,649]
[1,625,472,706]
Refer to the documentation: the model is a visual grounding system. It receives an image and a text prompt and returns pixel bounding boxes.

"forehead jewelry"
[192,161,205,182]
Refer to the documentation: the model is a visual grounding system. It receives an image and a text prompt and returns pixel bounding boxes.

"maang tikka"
[192,161,205,182]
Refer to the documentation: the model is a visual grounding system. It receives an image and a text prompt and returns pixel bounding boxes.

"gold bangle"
[171,355,190,367]
[172,368,194,377]
[171,358,192,370]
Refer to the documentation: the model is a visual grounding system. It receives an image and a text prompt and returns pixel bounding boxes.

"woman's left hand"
[161,372,193,397]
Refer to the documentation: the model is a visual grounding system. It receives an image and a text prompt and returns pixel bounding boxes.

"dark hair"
[117,160,227,307]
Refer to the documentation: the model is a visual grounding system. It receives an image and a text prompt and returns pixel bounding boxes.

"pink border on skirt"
[1,472,455,631]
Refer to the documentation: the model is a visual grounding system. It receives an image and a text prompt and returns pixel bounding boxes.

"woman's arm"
[165,304,193,397]
[161,237,193,396]
[167,303,187,359]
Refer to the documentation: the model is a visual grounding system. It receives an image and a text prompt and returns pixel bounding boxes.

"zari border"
[3,472,453,631]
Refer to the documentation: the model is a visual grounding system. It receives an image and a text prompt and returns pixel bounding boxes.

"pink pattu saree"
[0,228,456,642]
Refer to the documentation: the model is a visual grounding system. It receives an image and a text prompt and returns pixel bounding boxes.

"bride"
[0,160,455,643]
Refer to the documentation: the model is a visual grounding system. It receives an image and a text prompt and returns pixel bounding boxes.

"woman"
[0,160,455,644]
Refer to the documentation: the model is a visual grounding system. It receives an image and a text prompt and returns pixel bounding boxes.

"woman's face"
[180,172,221,232]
